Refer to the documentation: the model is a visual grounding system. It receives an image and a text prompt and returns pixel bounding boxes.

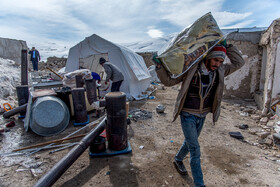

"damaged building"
[135,18,280,115]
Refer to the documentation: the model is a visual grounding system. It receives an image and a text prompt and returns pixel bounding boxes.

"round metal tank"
[30,96,70,136]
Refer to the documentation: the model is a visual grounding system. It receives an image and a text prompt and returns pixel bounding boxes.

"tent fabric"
[65,34,151,100]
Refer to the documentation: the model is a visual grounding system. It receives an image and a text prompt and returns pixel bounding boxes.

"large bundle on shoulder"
[157,12,225,78]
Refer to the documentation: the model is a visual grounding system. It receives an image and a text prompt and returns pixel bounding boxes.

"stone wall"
[0,37,28,65]
[39,57,67,71]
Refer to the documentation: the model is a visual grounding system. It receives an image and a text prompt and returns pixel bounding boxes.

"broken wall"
[223,31,263,99]
[0,37,28,65]
[258,18,280,112]
[273,42,280,99]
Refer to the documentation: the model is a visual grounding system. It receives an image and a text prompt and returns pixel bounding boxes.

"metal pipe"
[29,116,105,155]
[34,118,106,187]
[21,49,28,85]
[3,103,27,118]
[85,78,97,105]
[16,85,29,116]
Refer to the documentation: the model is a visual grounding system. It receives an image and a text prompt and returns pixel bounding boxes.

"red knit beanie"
[206,45,227,60]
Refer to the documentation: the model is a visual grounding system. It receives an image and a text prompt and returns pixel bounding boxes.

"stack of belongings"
[156,12,226,78]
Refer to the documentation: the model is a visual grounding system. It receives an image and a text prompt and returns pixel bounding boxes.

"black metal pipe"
[21,49,28,85]
[16,85,29,116]
[85,78,97,105]
[34,118,106,187]
[3,103,27,118]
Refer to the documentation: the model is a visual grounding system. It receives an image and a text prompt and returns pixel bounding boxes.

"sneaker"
[173,160,188,175]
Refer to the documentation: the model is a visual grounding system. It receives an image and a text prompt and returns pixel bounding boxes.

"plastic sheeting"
[158,12,224,76]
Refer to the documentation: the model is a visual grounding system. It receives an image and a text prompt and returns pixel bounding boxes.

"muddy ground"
[0,84,280,187]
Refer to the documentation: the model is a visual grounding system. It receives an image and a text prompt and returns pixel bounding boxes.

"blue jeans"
[31,59,38,71]
[175,112,206,187]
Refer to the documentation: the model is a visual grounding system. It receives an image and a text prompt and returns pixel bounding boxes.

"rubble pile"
[129,109,152,121]
[39,57,67,71]
[229,101,280,150]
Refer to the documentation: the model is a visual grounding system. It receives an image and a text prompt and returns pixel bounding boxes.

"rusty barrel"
[16,85,29,116]
[105,92,127,151]
[85,78,97,105]
[21,49,28,85]
[72,88,88,125]
[75,74,84,88]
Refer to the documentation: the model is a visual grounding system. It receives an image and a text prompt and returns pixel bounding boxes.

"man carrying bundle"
[154,41,245,187]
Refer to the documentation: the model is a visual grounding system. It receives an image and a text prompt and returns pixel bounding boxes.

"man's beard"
[205,60,216,71]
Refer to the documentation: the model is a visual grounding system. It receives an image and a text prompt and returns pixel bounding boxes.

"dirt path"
[0,85,280,187]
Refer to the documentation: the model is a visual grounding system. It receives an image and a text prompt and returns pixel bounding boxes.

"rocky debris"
[230,101,280,149]
[256,132,270,139]
[248,128,258,135]
[264,135,274,146]
[245,163,251,167]
[260,117,268,124]
[239,111,249,117]
[129,109,152,121]
[251,114,261,120]
[273,133,280,145]
[261,125,272,131]
[274,122,280,133]
[243,108,254,113]
[266,121,275,127]
[39,57,67,71]
[239,124,249,129]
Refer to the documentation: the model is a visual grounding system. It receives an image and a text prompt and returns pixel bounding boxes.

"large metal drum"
[30,96,70,136]
[105,92,127,151]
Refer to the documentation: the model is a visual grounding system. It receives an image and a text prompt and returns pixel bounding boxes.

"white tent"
[65,34,151,100]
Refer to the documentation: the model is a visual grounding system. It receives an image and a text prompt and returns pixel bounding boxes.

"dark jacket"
[156,45,245,124]
[103,62,124,82]
[29,50,40,61]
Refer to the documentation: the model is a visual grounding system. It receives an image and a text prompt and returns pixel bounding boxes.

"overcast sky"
[0,0,279,48]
